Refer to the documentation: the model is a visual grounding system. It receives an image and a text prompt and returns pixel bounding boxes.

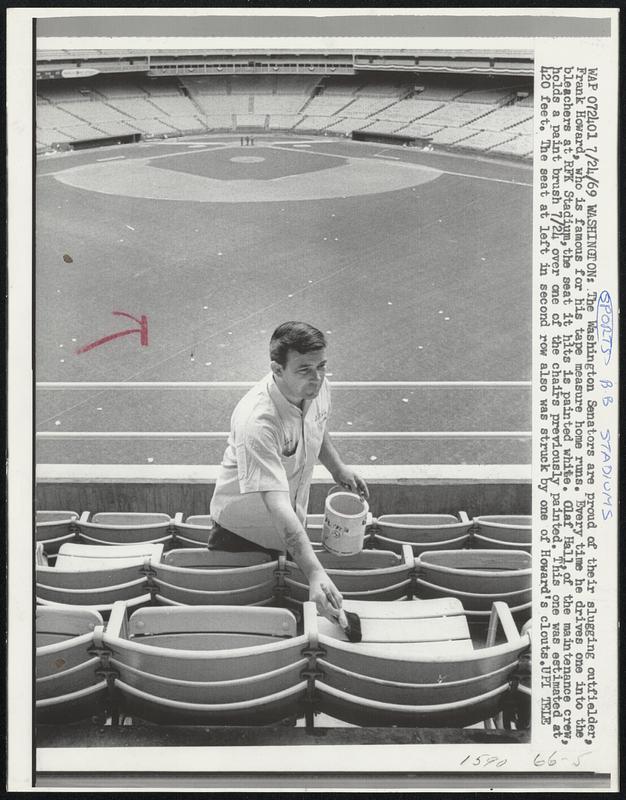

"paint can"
[321,489,369,556]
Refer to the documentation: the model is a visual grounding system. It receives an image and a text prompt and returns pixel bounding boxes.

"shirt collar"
[266,373,312,418]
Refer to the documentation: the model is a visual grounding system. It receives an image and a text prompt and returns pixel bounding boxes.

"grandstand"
[36,61,534,158]
[34,48,533,749]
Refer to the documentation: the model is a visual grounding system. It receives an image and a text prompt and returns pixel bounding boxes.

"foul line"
[36,431,531,439]
[37,380,531,390]
[270,143,532,186]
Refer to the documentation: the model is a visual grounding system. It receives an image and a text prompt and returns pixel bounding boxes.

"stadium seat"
[149,548,277,606]
[36,606,108,723]
[414,549,531,620]
[36,510,78,557]
[35,542,160,614]
[75,511,174,546]
[172,513,213,547]
[283,545,414,604]
[313,598,530,727]
[372,513,472,555]
[102,602,308,725]
[473,515,531,552]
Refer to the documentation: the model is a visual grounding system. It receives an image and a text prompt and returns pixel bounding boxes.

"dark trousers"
[207,522,281,560]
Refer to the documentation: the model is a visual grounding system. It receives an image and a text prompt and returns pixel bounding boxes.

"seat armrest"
[486,601,521,646]
[302,601,318,649]
[79,511,91,523]
[106,600,130,639]
[459,510,470,524]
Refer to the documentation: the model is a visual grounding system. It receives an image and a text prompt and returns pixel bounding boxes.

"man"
[210,321,369,621]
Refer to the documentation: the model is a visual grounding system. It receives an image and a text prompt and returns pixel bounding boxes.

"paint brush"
[322,584,362,643]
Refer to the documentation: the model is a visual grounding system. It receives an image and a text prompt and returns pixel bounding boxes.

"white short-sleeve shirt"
[210,373,331,550]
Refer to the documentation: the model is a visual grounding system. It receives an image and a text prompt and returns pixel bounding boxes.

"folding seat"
[414,549,531,621]
[75,511,174,546]
[36,510,78,558]
[36,606,107,723]
[36,542,161,614]
[171,513,213,547]
[102,602,309,725]
[312,598,530,727]
[148,548,277,606]
[473,515,531,552]
[372,512,472,555]
[283,545,414,604]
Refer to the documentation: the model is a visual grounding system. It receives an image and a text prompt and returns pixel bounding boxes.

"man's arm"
[318,431,369,499]
[261,490,343,621]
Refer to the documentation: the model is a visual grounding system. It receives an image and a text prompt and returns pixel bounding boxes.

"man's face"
[272,348,327,404]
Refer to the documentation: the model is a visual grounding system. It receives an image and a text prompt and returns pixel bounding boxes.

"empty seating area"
[35,500,531,733]
[420,101,497,128]
[491,135,533,158]
[37,597,530,729]
[36,72,533,160]
[337,96,399,119]
[376,98,445,124]
[301,94,357,116]
[267,114,303,130]
[293,115,336,132]
[472,104,534,132]
[235,114,268,129]
[455,130,521,153]
[253,95,308,114]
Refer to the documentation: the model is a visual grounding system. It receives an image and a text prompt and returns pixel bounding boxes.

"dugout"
[351,130,431,148]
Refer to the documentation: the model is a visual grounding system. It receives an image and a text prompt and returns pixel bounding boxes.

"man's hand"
[309,569,344,622]
[332,465,370,500]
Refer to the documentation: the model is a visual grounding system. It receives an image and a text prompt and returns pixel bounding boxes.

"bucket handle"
[328,483,367,500]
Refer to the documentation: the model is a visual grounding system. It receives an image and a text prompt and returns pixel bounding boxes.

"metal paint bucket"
[321,490,369,556]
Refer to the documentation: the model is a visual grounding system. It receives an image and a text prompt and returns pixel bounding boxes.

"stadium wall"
[36,477,531,518]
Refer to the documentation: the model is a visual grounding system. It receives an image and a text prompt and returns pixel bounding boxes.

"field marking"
[96,155,126,162]
[270,143,531,186]
[37,380,531,389]
[373,154,400,160]
[36,431,531,439]
[36,463,532,482]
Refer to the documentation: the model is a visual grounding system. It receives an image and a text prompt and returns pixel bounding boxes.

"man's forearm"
[261,491,324,579]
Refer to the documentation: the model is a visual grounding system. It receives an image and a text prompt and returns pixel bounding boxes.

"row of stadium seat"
[36,598,531,728]
[36,541,531,620]
[36,510,531,554]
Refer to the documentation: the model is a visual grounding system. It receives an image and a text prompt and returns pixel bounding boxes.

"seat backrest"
[414,550,531,612]
[55,541,164,570]
[474,515,531,544]
[376,514,472,543]
[162,548,270,568]
[36,510,78,549]
[103,601,307,683]
[36,510,79,524]
[92,512,171,525]
[373,531,470,556]
[76,512,173,545]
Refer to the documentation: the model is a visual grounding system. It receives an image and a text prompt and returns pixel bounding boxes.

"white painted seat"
[312,598,530,727]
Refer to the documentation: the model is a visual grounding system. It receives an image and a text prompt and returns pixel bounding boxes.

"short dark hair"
[270,321,327,366]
